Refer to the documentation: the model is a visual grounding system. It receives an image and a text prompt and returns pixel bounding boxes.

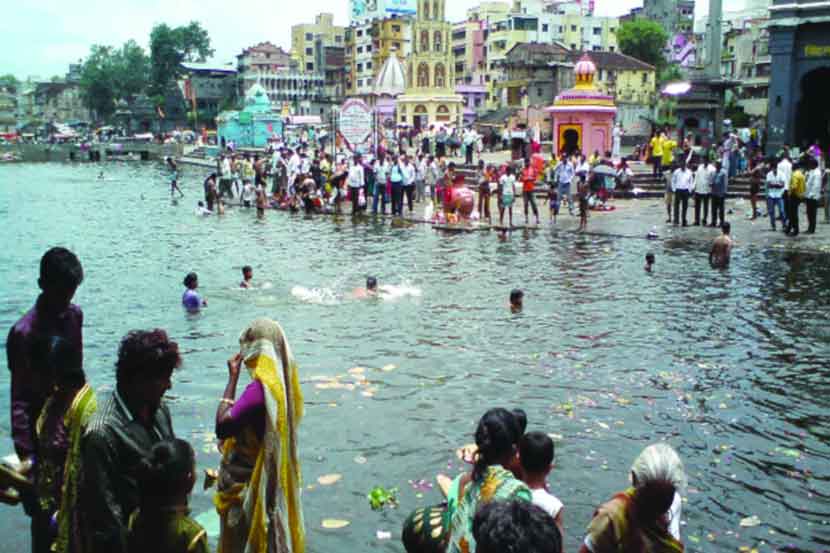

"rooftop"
[567,50,655,71]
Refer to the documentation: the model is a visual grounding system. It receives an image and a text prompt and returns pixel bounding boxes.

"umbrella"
[591,165,616,177]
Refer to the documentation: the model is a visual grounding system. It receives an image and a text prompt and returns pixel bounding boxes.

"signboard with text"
[338,99,373,152]
[385,0,416,15]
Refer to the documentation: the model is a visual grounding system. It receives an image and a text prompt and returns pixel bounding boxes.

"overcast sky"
[1,0,749,80]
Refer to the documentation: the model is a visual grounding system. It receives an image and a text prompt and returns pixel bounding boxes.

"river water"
[0,162,828,552]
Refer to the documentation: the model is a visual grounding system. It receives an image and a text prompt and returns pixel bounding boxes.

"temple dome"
[246,83,271,106]
[374,52,406,97]
[574,54,597,89]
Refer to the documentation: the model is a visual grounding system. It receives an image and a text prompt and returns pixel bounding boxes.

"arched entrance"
[414,104,428,131]
[796,67,830,148]
[436,105,451,123]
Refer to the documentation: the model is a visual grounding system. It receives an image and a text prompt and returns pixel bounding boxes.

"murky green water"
[1,162,829,552]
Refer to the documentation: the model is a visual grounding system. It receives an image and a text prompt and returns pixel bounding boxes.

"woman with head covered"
[213,319,305,553]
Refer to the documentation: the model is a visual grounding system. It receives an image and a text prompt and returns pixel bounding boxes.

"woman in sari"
[402,408,530,553]
[214,318,305,553]
[33,336,97,553]
[580,443,687,553]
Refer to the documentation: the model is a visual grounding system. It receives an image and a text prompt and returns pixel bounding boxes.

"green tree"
[0,74,19,93]
[658,63,683,85]
[79,45,118,120]
[617,19,669,69]
[149,22,214,97]
[113,39,149,101]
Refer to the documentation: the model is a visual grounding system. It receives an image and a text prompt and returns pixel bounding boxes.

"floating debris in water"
[368,486,399,510]
[317,474,342,486]
[740,515,761,528]
[321,519,350,529]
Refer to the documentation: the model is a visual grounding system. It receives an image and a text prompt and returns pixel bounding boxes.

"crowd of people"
[4,247,690,553]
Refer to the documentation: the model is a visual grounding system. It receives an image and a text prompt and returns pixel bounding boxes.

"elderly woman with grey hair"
[580,443,687,553]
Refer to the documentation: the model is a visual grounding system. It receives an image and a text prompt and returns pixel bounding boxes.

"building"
[350,0,418,25]
[452,19,487,86]
[236,42,292,96]
[180,62,237,128]
[642,0,695,36]
[495,42,573,109]
[766,0,830,151]
[567,51,656,105]
[32,81,90,124]
[345,16,412,98]
[720,19,770,117]
[456,84,487,124]
[397,0,464,128]
[0,88,16,133]
[292,13,346,73]
[319,45,347,104]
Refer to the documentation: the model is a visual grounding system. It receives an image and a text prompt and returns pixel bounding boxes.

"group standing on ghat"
[189,123,828,249]
[5,247,689,553]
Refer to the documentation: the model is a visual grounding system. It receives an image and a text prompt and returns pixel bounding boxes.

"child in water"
[240,266,253,288]
[519,432,564,541]
[182,272,206,312]
[548,184,560,224]
[510,289,523,313]
[128,439,208,553]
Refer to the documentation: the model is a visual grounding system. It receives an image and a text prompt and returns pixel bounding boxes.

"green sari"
[402,465,530,553]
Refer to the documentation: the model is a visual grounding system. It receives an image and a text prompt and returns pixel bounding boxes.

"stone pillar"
[766,25,796,154]
[706,0,723,79]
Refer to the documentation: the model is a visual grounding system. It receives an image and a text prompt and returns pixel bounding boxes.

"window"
[366,44,372,52]
[642,72,647,84]
[417,63,429,87]
[335,35,342,43]
[536,88,543,97]
[357,79,362,87]
[366,62,372,69]
[570,43,576,50]
[305,48,313,55]
[434,31,442,52]
[357,63,363,72]
[435,63,446,87]
[558,26,563,33]
[305,33,313,40]
[542,24,548,32]
[394,42,401,50]
[474,98,481,107]
[306,62,314,70]
[593,27,601,35]
[593,45,601,51]
[392,25,401,33]
[609,46,615,52]
[357,46,363,53]
[570,25,577,31]
[357,29,363,37]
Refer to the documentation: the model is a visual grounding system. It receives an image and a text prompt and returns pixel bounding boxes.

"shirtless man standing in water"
[710,222,733,268]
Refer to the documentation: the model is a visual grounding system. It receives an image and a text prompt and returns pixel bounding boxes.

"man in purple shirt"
[6,247,84,482]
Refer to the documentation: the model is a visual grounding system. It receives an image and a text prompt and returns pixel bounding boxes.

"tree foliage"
[0,74,19,93]
[658,63,683,85]
[79,41,150,121]
[149,22,213,97]
[617,19,669,69]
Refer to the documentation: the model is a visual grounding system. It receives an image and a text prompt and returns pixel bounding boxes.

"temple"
[546,55,616,156]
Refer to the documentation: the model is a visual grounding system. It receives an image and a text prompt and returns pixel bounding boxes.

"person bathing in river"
[239,266,253,289]
[645,253,655,273]
[351,276,379,299]
[709,222,733,269]
[182,273,206,312]
[166,157,184,198]
[510,289,524,313]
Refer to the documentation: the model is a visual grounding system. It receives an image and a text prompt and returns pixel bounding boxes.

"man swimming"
[240,266,253,288]
[510,289,524,313]
[351,276,379,299]
[709,222,733,269]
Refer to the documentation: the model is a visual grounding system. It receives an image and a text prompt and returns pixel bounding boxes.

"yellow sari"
[214,319,305,553]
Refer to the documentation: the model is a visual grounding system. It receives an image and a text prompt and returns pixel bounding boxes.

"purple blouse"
[217,380,266,440]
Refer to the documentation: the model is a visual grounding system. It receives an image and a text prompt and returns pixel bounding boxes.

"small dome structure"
[374,52,407,97]
[574,55,597,89]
